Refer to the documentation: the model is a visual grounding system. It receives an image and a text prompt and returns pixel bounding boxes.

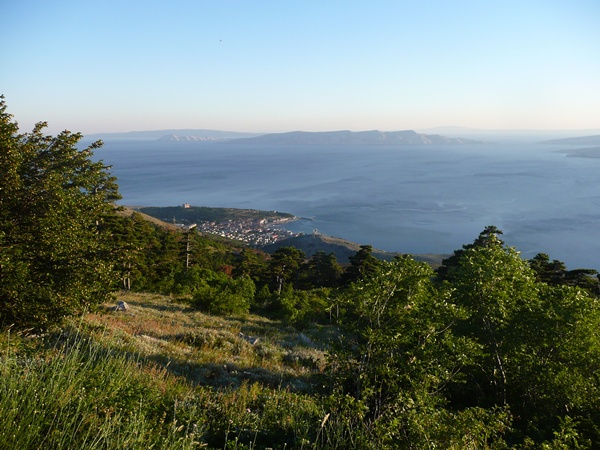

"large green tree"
[0,97,120,328]
[329,256,508,447]
[445,230,600,446]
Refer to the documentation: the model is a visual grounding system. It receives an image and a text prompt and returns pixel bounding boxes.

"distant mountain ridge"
[228,130,481,145]
[541,135,600,145]
[85,129,261,141]
[158,134,225,142]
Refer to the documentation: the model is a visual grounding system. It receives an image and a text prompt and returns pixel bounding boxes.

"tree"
[329,255,507,447]
[266,246,305,295]
[298,250,342,289]
[233,248,268,286]
[529,252,600,295]
[192,269,255,315]
[437,225,504,280]
[444,233,539,408]
[342,244,381,284]
[444,232,600,446]
[0,97,120,328]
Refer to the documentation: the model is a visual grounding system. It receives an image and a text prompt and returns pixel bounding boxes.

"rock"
[114,301,129,311]
[239,332,260,345]
[298,333,313,345]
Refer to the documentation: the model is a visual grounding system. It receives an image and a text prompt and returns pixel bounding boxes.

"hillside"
[542,134,600,145]
[117,205,181,231]
[93,292,329,390]
[227,130,481,145]
[0,292,334,449]
[262,233,447,267]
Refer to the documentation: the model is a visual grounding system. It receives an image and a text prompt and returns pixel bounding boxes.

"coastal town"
[136,204,306,247]
[194,216,301,246]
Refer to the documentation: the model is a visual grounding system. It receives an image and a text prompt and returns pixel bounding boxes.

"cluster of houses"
[196,218,299,246]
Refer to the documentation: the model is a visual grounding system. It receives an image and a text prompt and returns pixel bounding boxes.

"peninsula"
[133,205,447,265]
[135,205,300,246]
[542,134,600,145]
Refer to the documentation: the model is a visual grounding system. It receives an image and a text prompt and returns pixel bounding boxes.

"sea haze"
[88,140,600,270]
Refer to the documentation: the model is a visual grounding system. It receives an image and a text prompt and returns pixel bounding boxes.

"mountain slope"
[228,130,480,145]
[261,233,447,267]
[542,135,600,145]
[85,129,261,141]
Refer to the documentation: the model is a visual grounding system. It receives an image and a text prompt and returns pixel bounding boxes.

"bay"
[89,140,600,270]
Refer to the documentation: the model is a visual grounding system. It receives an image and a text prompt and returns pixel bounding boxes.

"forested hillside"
[3,97,600,448]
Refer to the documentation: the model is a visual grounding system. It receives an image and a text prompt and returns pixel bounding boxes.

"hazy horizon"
[2,1,599,135]
[81,126,600,146]
[86,125,600,135]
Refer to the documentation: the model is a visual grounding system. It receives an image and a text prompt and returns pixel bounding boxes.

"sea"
[87,139,600,271]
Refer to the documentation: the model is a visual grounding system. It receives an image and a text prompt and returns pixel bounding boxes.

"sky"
[2,1,600,134]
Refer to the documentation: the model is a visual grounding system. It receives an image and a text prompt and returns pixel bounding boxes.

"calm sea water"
[88,140,600,270]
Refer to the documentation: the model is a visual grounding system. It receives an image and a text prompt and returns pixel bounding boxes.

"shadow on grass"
[50,321,328,395]
[146,352,326,393]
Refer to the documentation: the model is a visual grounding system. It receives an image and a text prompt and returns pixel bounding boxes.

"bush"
[192,271,256,315]
[279,287,331,326]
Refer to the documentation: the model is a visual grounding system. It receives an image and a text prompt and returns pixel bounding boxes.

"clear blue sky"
[2,1,599,134]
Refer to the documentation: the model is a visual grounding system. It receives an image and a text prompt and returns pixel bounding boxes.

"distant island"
[82,128,600,144]
[157,134,226,142]
[226,130,481,145]
[555,146,600,159]
[541,134,600,145]
[84,129,261,141]
[541,134,600,159]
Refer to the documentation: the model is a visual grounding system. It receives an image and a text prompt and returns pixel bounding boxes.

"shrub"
[193,271,256,315]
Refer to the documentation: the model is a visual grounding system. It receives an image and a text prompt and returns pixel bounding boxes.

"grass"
[0,324,201,449]
[85,292,329,389]
[0,292,345,449]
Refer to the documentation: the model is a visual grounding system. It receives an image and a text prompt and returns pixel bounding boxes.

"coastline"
[127,204,448,266]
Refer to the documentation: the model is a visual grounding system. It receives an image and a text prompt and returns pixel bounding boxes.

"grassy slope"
[0,293,335,449]
[88,292,330,390]
[116,205,181,231]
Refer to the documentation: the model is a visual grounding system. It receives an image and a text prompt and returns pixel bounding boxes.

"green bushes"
[326,235,600,448]
[278,287,331,327]
[191,269,256,315]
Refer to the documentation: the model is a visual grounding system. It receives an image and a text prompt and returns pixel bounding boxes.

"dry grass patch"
[81,292,331,390]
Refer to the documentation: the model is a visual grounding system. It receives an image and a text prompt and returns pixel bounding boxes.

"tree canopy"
[0,96,120,328]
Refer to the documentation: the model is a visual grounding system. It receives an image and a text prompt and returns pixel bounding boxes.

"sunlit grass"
[0,326,201,449]
[83,292,329,388]
[0,292,343,449]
